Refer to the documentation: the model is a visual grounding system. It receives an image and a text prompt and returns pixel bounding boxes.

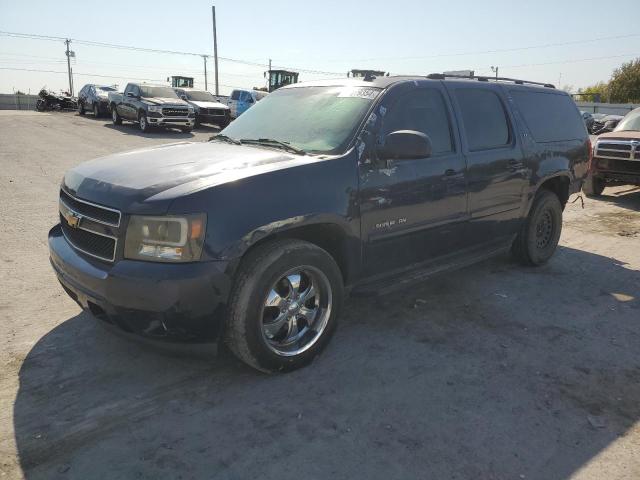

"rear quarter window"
[511,90,585,142]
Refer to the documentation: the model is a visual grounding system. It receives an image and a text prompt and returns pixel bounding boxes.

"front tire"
[78,102,85,115]
[93,103,100,118]
[111,106,122,125]
[512,189,563,266]
[225,239,344,373]
[180,126,193,133]
[138,112,150,132]
[583,174,605,197]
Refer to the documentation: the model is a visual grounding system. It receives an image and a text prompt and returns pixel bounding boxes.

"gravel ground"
[1,111,639,480]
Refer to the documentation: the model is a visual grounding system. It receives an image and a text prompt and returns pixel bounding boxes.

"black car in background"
[77,84,117,117]
[174,88,231,129]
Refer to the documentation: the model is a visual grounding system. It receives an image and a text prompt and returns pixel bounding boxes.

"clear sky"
[0,0,638,95]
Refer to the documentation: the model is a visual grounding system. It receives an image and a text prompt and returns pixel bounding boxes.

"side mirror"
[377,130,432,160]
[125,92,138,98]
[181,95,188,101]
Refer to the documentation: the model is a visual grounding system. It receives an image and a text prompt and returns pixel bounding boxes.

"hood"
[597,130,640,140]
[190,100,229,110]
[63,141,318,213]
[142,97,189,107]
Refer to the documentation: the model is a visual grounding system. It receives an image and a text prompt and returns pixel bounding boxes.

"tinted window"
[383,88,453,154]
[230,90,240,100]
[455,89,510,150]
[511,90,585,142]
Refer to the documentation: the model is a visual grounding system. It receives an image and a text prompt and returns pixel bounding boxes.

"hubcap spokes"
[261,267,331,356]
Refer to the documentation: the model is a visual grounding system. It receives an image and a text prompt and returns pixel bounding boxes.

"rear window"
[511,90,585,142]
[455,89,510,151]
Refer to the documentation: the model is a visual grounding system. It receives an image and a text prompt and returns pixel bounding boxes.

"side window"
[124,84,132,95]
[511,90,585,142]
[131,85,140,97]
[455,89,510,151]
[383,88,453,155]
[230,90,240,101]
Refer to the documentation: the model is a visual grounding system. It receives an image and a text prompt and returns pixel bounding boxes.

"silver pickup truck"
[108,83,195,133]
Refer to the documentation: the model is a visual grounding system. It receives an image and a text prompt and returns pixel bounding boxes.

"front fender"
[167,151,361,264]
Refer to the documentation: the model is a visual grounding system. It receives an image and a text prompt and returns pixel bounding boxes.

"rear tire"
[111,106,122,125]
[225,239,344,373]
[512,189,563,266]
[583,173,605,197]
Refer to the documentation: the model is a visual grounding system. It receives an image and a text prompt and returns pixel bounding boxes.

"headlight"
[148,105,161,112]
[188,106,195,113]
[124,214,206,263]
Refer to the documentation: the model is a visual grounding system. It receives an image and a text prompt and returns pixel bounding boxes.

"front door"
[359,82,469,277]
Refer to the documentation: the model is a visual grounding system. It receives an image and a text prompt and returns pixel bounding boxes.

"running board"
[352,244,510,297]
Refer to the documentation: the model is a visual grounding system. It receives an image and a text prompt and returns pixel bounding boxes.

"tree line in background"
[577,58,640,103]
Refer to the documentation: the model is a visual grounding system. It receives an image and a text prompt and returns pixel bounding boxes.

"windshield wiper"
[239,138,306,155]
[209,133,242,145]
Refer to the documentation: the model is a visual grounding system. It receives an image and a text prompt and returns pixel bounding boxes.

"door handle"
[444,169,457,176]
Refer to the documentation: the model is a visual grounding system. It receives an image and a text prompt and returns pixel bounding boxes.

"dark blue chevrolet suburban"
[49,74,590,372]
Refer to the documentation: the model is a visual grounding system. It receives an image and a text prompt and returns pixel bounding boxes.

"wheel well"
[539,176,570,209]
[238,224,352,284]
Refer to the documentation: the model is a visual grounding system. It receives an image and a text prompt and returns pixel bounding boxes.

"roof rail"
[426,73,555,89]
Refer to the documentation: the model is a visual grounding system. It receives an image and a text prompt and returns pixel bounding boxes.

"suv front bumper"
[48,224,231,341]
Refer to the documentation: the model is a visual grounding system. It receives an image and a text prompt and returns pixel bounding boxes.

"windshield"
[97,86,116,92]
[186,90,217,102]
[614,109,640,131]
[140,86,179,99]
[222,85,381,154]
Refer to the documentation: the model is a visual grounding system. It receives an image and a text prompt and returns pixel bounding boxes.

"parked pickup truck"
[50,75,589,373]
[108,83,195,133]
[585,107,640,196]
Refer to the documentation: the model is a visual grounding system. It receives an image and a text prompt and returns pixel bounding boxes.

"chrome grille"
[59,191,120,262]
[595,140,640,161]
[60,189,120,226]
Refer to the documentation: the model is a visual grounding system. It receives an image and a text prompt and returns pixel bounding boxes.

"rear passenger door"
[447,85,527,242]
[359,83,468,276]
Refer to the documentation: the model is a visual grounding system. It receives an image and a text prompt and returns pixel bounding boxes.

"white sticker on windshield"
[338,87,381,100]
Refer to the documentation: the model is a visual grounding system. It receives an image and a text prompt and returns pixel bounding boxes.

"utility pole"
[203,55,208,90]
[212,6,219,96]
[491,65,499,80]
[268,58,272,90]
[65,39,74,96]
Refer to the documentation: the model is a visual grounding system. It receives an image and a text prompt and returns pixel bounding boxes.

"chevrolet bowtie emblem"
[64,210,82,229]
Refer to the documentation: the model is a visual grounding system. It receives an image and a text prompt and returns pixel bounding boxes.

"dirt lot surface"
[1,111,639,480]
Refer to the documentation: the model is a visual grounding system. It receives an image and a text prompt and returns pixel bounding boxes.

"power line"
[0,66,253,89]
[500,52,639,69]
[0,30,344,76]
[335,33,640,62]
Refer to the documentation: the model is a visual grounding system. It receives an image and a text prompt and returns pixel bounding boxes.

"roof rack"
[426,73,555,89]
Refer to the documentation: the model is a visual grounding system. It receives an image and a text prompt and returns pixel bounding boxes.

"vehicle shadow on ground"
[103,123,195,140]
[13,246,640,480]
[597,187,640,211]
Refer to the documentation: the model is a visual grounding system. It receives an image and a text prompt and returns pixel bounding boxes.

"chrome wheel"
[261,266,332,357]
[111,108,117,122]
[139,115,147,131]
